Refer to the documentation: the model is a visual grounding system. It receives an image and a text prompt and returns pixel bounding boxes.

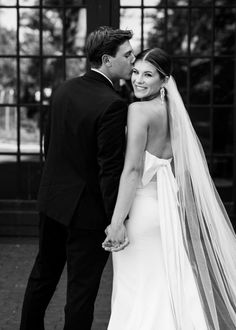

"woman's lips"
[134,85,147,91]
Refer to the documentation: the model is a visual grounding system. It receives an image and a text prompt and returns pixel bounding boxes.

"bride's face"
[131,60,163,100]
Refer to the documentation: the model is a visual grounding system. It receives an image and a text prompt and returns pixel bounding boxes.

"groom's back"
[38,71,127,229]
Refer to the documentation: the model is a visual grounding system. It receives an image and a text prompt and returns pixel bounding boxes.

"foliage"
[145,0,235,160]
[0,3,85,104]
[147,2,235,105]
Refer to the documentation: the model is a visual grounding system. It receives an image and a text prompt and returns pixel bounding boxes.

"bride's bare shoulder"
[128,101,150,114]
[127,102,148,125]
[128,101,145,115]
[128,101,142,109]
[129,100,165,117]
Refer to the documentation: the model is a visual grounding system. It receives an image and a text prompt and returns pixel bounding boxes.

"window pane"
[20,58,40,104]
[120,8,141,53]
[212,156,233,202]
[191,9,212,56]
[189,106,210,154]
[120,0,141,6]
[19,0,39,5]
[167,8,188,55]
[43,0,86,5]
[64,0,87,5]
[20,155,41,199]
[190,58,211,104]
[0,107,17,153]
[43,9,63,55]
[43,58,64,92]
[0,0,16,4]
[215,0,236,6]
[144,8,166,50]
[20,106,40,153]
[191,0,212,5]
[0,155,17,199]
[20,9,40,55]
[167,0,188,5]
[0,58,17,103]
[172,58,188,104]
[65,8,86,55]
[66,58,86,79]
[214,58,234,105]
[144,0,164,5]
[214,8,236,56]
[213,107,233,153]
[41,88,52,106]
[0,9,17,55]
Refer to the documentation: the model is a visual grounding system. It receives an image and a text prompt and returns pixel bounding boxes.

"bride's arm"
[103,102,148,250]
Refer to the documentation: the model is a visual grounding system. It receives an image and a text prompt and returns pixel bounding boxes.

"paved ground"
[0,237,113,330]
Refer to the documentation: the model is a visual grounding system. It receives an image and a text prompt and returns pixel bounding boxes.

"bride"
[102,48,236,329]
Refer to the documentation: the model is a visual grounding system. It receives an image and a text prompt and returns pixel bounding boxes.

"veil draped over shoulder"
[166,76,236,329]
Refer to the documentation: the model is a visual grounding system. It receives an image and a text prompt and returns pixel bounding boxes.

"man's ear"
[102,54,112,67]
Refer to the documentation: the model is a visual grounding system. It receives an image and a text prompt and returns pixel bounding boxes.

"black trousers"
[20,213,109,330]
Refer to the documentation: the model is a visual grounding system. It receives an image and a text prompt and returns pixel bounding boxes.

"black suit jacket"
[38,70,127,229]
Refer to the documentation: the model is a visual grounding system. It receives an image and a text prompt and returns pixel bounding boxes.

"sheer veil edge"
[166,76,236,330]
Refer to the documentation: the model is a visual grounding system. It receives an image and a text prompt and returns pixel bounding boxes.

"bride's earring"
[160,87,165,104]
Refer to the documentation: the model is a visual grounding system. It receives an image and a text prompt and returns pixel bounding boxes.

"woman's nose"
[136,74,144,84]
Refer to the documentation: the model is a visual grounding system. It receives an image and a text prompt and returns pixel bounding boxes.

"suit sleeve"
[97,100,127,222]
[43,86,59,158]
[43,105,51,158]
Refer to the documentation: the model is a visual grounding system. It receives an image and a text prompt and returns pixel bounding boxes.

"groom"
[20,26,134,330]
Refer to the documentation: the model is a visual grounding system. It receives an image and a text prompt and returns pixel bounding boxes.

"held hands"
[102,223,129,252]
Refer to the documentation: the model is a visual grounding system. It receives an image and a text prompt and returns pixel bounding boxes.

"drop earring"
[160,87,165,104]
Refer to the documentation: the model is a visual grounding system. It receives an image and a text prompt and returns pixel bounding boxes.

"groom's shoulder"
[52,75,125,106]
[56,76,83,91]
[53,74,110,93]
[51,76,81,98]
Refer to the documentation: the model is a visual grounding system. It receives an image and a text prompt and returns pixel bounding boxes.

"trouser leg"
[20,214,67,330]
[64,228,109,330]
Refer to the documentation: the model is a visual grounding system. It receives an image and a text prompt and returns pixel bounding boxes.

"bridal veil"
[166,76,236,329]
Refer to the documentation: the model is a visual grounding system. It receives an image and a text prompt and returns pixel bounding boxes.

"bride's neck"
[141,93,161,102]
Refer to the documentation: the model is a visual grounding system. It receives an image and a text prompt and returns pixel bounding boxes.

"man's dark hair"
[86,26,133,68]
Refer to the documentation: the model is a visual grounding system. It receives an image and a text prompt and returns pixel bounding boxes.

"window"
[0,0,235,214]
[0,0,87,199]
[120,0,236,209]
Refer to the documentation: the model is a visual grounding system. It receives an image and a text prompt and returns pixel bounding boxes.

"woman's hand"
[102,223,129,252]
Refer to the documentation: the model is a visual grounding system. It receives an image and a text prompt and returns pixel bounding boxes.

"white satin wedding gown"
[107,150,208,330]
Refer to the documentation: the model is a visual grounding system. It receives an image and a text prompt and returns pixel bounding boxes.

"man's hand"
[102,223,129,252]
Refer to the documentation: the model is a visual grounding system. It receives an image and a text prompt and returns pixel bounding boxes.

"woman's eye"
[145,73,152,77]
[132,69,138,74]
